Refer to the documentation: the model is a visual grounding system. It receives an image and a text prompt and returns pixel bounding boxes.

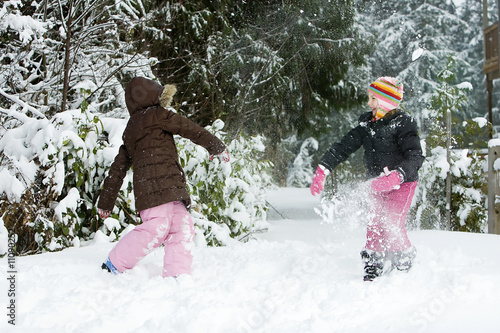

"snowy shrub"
[0,97,272,253]
[0,97,137,254]
[41,101,138,250]
[287,137,318,187]
[410,59,488,232]
[177,120,273,246]
[412,147,487,232]
[267,135,300,186]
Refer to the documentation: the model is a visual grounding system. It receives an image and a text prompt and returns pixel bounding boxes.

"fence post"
[488,144,500,234]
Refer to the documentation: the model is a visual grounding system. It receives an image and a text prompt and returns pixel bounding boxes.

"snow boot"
[101,257,120,275]
[391,247,416,272]
[361,249,384,281]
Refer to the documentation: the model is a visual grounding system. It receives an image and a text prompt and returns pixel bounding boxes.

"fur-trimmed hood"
[124,77,177,116]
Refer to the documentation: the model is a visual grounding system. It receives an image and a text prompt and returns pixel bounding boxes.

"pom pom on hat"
[367,77,404,114]
[160,84,177,108]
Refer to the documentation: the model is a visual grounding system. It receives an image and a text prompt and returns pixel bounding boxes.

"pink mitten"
[210,149,230,162]
[310,166,327,196]
[371,168,402,192]
[98,208,110,219]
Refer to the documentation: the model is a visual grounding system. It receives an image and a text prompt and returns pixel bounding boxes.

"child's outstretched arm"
[311,123,365,196]
[97,144,133,214]
[158,109,227,157]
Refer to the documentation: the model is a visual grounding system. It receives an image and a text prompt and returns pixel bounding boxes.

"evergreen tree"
[458,0,500,131]
[356,0,481,126]
[128,1,370,136]
[411,58,488,232]
[125,0,370,183]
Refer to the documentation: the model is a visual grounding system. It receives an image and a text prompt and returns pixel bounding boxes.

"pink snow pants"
[364,181,417,253]
[108,201,195,278]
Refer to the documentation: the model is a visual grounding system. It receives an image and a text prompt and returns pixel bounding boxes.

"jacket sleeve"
[395,116,425,182]
[319,126,364,172]
[97,144,133,212]
[158,109,226,155]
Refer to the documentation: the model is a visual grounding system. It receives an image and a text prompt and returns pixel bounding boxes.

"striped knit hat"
[367,77,404,120]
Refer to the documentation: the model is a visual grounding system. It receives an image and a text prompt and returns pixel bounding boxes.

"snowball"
[412,47,424,61]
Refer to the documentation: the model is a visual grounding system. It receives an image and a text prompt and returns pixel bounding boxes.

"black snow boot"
[360,249,384,281]
[101,262,111,273]
[391,247,417,272]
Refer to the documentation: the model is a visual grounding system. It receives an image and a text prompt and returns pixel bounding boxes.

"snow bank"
[0,188,498,332]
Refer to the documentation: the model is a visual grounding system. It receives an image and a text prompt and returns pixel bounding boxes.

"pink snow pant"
[364,181,417,253]
[108,201,195,277]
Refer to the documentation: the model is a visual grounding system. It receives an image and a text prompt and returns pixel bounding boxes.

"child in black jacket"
[310,77,425,281]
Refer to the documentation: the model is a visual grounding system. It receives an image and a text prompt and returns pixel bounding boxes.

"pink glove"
[98,208,110,219]
[371,168,402,192]
[310,166,327,196]
[210,149,230,162]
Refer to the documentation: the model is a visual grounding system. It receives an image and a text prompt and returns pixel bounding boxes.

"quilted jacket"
[98,77,226,212]
[319,109,424,182]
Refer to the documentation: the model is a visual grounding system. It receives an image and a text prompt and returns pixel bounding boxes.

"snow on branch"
[0,88,46,120]
[306,37,355,45]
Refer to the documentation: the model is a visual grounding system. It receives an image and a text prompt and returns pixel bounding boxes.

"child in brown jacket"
[98,77,229,278]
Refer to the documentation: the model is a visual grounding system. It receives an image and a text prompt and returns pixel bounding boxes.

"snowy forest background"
[1,0,499,256]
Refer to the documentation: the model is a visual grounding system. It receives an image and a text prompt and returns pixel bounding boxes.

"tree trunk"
[61,2,74,112]
[61,24,72,112]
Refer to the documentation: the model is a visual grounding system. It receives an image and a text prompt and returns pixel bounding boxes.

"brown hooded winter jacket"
[97,77,226,212]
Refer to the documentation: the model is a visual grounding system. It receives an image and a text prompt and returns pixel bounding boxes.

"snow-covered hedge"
[411,145,488,233]
[0,103,272,255]
[177,120,272,246]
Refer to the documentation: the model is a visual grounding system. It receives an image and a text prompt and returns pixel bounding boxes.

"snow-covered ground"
[1,187,500,332]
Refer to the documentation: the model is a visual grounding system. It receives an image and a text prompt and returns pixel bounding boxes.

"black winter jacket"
[319,110,424,182]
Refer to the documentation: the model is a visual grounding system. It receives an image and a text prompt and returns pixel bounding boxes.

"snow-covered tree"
[0,0,158,117]
[287,137,318,187]
[353,0,500,137]
[0,1,48,110]
[0,1,276,253]
[411,59,488,232]
[457,0,500,132]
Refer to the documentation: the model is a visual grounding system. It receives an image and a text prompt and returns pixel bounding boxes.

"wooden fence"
[488,145,500,234]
